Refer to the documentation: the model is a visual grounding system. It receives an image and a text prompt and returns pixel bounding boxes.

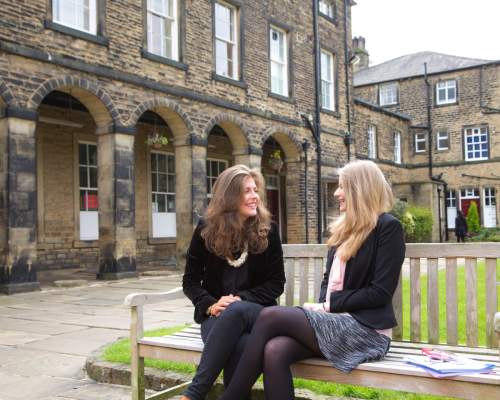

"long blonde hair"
[327,160,393,261]
[202,164,271,258]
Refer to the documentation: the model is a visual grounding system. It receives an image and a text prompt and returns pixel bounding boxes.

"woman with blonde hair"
[220,160,405,400]
[181,164,285,400]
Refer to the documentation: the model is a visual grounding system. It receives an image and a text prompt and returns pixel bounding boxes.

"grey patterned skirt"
[300,308,391,373]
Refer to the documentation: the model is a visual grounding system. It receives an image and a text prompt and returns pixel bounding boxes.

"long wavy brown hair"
[201,164,272,259]
[327,160,393,261]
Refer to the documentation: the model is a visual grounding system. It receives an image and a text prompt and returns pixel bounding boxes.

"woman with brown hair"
[180,164,285,400]
[219,160,405,400]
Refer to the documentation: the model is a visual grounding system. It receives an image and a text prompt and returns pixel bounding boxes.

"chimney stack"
[352,36,369,73]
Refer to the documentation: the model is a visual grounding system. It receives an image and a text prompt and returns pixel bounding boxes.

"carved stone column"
[0,110,40,294]
[96,131,138,280]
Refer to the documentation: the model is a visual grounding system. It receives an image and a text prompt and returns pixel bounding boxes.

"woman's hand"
[210,294,242,317]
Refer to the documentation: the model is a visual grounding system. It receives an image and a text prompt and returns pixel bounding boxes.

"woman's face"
[238,176,260,220]
[334,178,347,212]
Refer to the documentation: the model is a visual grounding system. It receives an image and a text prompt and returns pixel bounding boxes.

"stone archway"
[28,76,119,132]
[130,98,195,267]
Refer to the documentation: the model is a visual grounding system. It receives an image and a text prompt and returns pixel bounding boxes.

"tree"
[466,202,480,234]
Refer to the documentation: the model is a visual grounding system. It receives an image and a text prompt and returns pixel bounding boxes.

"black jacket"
[183,221,285,323]
[319,213,405,330]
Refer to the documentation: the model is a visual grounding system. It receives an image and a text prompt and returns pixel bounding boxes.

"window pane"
[87,190,98,211]
[167,174,175,193]
[89,167,97,188]
[88,145,97,165]
[80,166,88,188]
[216,40,228,76]
[157,194,166,212]
[79,144,87,165]
[215,3,231,40]
[167,155,175,172]
[157,154,167,172]
[152,172,157,191]
[158,173,167,192]
[167,194,176,212]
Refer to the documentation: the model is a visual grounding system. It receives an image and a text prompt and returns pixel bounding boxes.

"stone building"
[352,37,500,240]
[0,0,355,293]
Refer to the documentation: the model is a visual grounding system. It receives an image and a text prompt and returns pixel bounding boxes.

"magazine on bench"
[404,352,496,378]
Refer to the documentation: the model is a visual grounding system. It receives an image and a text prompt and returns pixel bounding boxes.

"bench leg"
[131,305,145,400]
[131,353,145,400]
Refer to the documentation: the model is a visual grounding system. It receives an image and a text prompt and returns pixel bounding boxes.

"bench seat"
[138,325,500,400]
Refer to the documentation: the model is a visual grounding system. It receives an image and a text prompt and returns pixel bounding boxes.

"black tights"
[219,306,322,400]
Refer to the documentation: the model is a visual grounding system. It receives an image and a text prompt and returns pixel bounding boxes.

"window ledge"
[268,91,295,104]
[379,102,399,108]
[141,49,188,71]
[211,72,247,89]
[148,237,176,245]
[73,240,99,248]
[44,20,109,46]
[321,107,341,118]
[435,101,458,108]
[319,12,337,25]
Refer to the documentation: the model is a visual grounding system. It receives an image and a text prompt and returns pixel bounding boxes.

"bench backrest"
[281,243,500,349]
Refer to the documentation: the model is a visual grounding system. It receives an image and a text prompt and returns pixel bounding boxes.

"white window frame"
[53,0,97,34]
[151,151,176,238]
[464,126,488,161]
[319,0,334,18]
[269,25,289,97]
[214,1,239,80]
[207,158,228,198]
[436,79,457,105]
[320,50,335,111]
[393,131,402,164]
[78,142,99,241]
[415,132,427,153]
[147,0,179,61]
[379,82,398,106]
[367,125,377,159]
[436,130,449,151]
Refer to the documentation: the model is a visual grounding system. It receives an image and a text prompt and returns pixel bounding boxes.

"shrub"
[469,227,500,242]
[466,202,480,234]
[390,200,415,240]
[406,206,433,242]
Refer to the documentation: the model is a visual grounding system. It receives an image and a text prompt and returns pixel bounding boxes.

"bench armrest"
[124,286,184,307]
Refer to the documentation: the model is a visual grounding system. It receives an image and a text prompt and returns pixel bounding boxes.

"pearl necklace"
[226,244,248,268]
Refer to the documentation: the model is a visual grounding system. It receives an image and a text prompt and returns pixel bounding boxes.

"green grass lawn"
[103,261,499,399]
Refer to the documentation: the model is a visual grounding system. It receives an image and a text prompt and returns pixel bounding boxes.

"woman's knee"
[263,337,293,370]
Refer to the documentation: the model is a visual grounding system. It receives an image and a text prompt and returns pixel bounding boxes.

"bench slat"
[486,258,498,348]
[313,258,323,302]
[427,258,439,344]
[285,258,294,306]
[299,258,309,305]
[466,258,479,347]
[410,258,421,342]
[446,258,458,345]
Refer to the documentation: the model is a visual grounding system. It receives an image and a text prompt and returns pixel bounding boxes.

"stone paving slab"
[4,353,86,379]
[0,346,47,367]
[0,329,52,346]
[0,374,86,400]
[0,317,87,336]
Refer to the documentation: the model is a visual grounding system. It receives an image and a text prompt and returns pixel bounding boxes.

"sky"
[351,0,500,67]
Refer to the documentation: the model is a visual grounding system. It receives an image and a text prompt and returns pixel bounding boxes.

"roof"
[354,98,411,121]
[354,52,496,87]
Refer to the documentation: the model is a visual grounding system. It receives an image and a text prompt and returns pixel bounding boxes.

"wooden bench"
[125,243,500,400]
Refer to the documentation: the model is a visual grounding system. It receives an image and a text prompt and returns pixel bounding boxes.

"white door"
[483,187,497,228]
[151,152,176,238]
[79,143,99,240]
[446,190,457,229]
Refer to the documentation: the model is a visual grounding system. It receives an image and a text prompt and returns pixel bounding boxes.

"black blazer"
[183,221,285,323]
[319,213,405,330]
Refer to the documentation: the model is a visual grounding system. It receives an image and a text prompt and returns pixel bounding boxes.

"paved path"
[0,273,193,400]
